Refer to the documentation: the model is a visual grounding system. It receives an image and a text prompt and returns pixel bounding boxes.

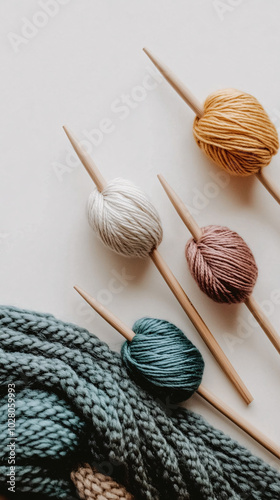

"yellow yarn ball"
[193,89,279,176]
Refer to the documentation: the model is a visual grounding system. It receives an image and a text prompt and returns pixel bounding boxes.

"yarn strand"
[1,306,280,500]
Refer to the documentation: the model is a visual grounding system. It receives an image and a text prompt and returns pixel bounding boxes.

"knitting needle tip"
[157,174,203,241]
[63,125,106,191]
[74,284,135,342]
[74,285,86,300]
[157,173,164,185]
[62,125,79,153]
[142,47,158,67]
[74,285,101,315]
[142,47,204,118]
[62,124,71,138]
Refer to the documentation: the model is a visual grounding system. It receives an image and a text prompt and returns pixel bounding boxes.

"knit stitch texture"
[0,306,280,500]
[71,463,134,500]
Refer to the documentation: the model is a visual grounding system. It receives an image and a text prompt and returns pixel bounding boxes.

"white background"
[1,0,280,468]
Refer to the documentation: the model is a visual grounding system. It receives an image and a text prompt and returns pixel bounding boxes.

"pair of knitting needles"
[74,284,280,460]
[63,126,252,405]
[143,48,280,205]
[157,174,280,355]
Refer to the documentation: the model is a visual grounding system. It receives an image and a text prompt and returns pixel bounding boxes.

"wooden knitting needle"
[158,174,280,355]
[63,125,252,405]
[256,170,280,205]
[74,284,280,460]
[63,126,106,191]
[143,48,280,206]
[197,385,280,460]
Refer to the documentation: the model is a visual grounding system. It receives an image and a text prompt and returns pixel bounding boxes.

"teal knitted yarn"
[121,318,204,402]
[2,306,280,500]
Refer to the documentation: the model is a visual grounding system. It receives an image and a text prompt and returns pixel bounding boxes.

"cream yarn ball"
[87,178,163,258]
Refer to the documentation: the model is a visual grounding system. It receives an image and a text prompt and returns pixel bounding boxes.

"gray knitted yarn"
[0,306,279,500]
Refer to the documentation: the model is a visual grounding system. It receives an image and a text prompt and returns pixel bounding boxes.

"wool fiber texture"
[87,178,163,258]
[0,306,280,500]
[193,89,279,176]
[185,225,258,304]
[121,317,204,403]
[71,463,134,500]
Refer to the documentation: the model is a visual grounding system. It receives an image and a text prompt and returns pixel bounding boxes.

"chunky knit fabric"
[0,306,280,500]
[71,463,134,500]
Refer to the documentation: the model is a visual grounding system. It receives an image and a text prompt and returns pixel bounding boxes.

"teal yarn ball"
[2,306,280,500]
[121,317,204,402]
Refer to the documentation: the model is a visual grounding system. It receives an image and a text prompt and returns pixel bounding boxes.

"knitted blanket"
[0,306,279,500]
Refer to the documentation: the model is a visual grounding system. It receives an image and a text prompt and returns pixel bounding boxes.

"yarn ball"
[121,317,204,402]
[193,88,279,176]
[185,225,258,304]
[2,306,280,500]
[87,178,163,258]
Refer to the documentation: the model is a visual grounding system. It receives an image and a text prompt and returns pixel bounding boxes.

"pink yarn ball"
[185,225,258,304]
